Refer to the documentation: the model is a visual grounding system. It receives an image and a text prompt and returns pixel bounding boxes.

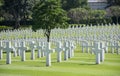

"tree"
[0,0,3,6]
[107,6,120,23]
[32,0,69,42]
[68,8,106,24]
[1,0,35,29]
[61,0,88,11]
[107,0,120,6]
[68,8,87,24]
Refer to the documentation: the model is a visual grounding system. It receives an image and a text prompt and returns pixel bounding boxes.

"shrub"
[0,26,12,31]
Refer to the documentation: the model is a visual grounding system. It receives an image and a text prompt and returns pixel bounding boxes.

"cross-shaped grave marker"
[17,41,21,56]
[92,41,101,64]
[114,42,120,54]
[63,41,70,60]
[12,41,18,57]
[100,42,105,62]
[3,41,13,64]
[109,41,115,54]
[18,41,27,61]
[55,41,64,62]
[29,41,36,60]
[44,42,54,66]
[68,41,75,58]
[36,41,45,58]
[81,41,89,53]
[104,42,109,53]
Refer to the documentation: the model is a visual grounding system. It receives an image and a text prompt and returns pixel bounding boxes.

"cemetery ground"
[0,48,120,76]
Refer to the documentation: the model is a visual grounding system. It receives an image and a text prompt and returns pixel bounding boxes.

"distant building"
[88,0,108,10]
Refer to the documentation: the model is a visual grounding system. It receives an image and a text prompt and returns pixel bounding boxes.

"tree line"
[0,0,120,29]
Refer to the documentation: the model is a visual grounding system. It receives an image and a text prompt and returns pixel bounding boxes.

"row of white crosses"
[0,24,119,43]
[0,39,76,66]
[0,27,119,43]
[0,23,120,66]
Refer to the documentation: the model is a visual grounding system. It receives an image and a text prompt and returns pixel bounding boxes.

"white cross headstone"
[0,41,3,59]
[109,41,115,54]
[55,41,64,62]
[104,42,108,53]
[17,41,21,56]
[41,42,46,57]
[13,42,18,57]
[114,42,120,54]
[63,41,70,60]
[29,41,36,60]
[68,41,75,58]
[3,41,13,64]
[81,41,89,53]
[68,41,72,58]
[70,41,75,57]
[36,42,45,58]
[44,42,54,66]
[88,41,94,54]
[18,41,27,61]
[100,42,105,62]
[92,42,101,64]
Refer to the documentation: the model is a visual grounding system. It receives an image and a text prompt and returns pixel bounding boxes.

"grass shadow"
[0,64,6,65]
[79,63,97,65]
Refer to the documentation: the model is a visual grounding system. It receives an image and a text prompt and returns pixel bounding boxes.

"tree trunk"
[46,29,51,42]
[47,35,50,42]
[14,15,20,29]
[116,16,118,24]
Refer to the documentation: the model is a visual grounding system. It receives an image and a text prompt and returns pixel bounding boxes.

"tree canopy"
[107,6,120,23]
[1,0,35,29]
[32,0,69,42]
[61,0,88,11]
[107,0,120,6]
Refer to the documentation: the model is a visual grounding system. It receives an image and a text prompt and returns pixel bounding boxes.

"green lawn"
[0,50,120,76]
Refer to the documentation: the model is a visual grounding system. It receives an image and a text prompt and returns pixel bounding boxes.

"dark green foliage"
[0,25,12,31]
[107,6,120,23]
[32,0,69,42]
[107,0,120,6]
[1,0,35,29]
[68,8,87,24]
[68,8,108,25]
[61,0,88,11]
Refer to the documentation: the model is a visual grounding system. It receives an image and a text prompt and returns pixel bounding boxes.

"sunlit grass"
[0,49,120,76]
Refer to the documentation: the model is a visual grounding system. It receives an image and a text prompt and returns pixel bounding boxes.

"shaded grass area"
[0,50,120,76]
